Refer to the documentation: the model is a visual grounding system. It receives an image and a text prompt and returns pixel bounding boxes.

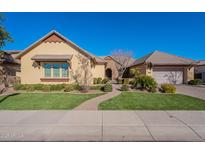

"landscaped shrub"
[42,85,51,92]
[13,84,27,90]
[49,84,65,91]
[90,85,103,90]
[64,84,80,92]
[161,83,176,94]
[101,78,109,84]
[188,79,203,85]
[129,78,134,85]
[120,84,129,91]
[97,77,102,84]
[123,78,130,84]
[64,84,75,92]
[102,83,112,92]
[25,85,35,91]
[73,84,80,91]
[117,78,123,84]
[32,84,44,90]
[132,75,157,92]
[93,78,98,84]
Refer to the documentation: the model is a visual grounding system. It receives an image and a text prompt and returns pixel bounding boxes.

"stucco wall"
[104,57,119,80]
[130,64,147,75]
[92,64,105,79]
[20,42,105,84]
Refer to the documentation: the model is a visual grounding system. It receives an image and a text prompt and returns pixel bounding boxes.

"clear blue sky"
[2,12,205,60]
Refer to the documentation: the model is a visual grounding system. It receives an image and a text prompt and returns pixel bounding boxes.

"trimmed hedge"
[64,84,80,92]
[13,84,80,92]
[161,83,176,94]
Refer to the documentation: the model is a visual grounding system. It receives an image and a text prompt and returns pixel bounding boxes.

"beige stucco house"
[127,51,196,84]
[16,30,106,84]
[14,30,197,85]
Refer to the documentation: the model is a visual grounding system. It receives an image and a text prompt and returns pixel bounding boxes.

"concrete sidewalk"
[0,111,205,141]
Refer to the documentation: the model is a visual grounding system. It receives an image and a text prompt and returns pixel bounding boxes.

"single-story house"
[127,51,196,84]
[12,30,198,85]
[195,60,205,83]
[16,30,106,84]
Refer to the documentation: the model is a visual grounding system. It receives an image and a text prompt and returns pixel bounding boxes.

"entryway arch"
[105,68,112,79]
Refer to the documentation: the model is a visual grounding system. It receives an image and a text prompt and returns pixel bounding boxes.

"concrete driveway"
[176,85,205,100]
[0,111,205,141]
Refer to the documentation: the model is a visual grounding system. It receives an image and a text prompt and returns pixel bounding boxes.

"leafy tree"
[0,14,13,93]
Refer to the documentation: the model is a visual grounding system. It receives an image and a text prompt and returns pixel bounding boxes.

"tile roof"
[129,50,196,67]
[94,56,106,64]
[197,60,205,66]
[100,55,135,66]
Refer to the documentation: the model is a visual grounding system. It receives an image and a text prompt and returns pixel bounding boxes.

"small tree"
[70,54,92,92]
[0,14,13,93]
[111,49,134,79]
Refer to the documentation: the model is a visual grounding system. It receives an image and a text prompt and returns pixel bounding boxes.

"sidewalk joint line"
[135,111,156,141]
[165,111,205,141]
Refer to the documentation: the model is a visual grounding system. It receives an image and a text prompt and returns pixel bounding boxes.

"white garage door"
[153,71,183,84]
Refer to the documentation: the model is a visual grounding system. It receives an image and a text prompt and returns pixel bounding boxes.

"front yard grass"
[99,92,205,110]
[0,93,101,110]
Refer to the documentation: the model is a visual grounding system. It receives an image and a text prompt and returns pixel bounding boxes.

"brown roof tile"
[129,50,196,67]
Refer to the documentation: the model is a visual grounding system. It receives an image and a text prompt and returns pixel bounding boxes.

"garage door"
[153,71,183,84]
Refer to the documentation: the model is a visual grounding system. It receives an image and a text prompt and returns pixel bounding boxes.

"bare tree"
[70,54,92,92]
[111,49,134,79]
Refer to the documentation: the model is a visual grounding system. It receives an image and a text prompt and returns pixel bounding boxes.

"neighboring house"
[16,30,106,84]
[0,50,21,76]
[127,51,196,84]
[195,60,205,83]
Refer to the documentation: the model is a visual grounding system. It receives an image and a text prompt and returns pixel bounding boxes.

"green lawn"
[0,93,101,110]
[99,92,205,110]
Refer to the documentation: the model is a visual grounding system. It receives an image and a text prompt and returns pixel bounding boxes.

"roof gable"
[146,51,195,65]
[130,50,195,67]
[16,30,95,60]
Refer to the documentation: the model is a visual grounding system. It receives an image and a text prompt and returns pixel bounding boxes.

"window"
[53,64,60,77]
[62,63,69,77]
[43,63,69,78]
[44,64,51,77]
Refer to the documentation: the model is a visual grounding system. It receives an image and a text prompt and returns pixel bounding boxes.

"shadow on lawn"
[0,93,20,103]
